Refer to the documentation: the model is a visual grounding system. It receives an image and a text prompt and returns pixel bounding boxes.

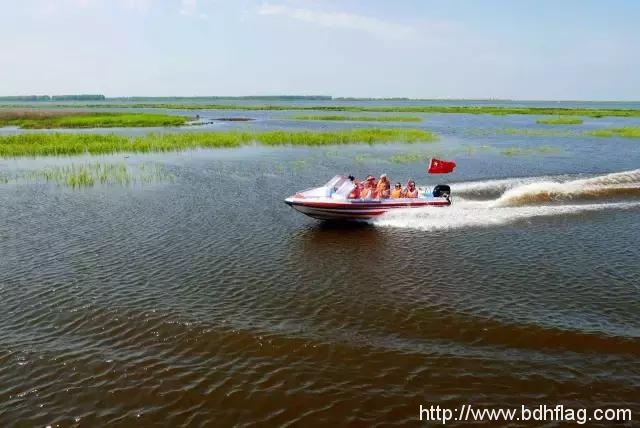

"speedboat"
[285,175,451,220]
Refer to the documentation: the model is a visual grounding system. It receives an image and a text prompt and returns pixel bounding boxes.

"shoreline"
[3,104,640,118]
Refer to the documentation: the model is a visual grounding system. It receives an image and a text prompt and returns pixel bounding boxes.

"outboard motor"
[432,184,451,202]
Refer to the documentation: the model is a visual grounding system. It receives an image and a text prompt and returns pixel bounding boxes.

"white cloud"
[257,2,417,40]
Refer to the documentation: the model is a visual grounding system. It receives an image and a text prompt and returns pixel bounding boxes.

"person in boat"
[348,180,363,199]
[361,175,377,199]
[403,180,419,198]
[378,181,391,199]
[390,182,403,198]
[368,174,378,188]
[375,173,390,198]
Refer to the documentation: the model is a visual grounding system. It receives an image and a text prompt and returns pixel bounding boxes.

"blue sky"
[1,0,639,100]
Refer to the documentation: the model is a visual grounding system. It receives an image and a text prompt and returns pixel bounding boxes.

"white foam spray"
[374,170,640,231]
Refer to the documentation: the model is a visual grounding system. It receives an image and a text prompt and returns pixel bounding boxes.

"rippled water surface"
[1,108,639,427]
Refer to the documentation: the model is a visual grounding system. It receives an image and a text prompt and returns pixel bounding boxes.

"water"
[1,107,639,426]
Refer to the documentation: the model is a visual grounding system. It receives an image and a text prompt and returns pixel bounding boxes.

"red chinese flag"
[427,158,456,174]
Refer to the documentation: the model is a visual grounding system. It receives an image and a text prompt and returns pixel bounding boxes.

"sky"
[1,0,639,100]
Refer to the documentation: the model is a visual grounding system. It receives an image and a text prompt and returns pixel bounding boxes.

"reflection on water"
[296,221,380,249]
[0,127,639,426]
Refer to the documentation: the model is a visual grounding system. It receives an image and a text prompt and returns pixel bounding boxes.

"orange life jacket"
[390,188,402,198]
[361,187,374,199]
[405,188,418,198]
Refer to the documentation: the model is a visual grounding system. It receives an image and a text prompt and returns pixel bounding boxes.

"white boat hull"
[285,196,450,220]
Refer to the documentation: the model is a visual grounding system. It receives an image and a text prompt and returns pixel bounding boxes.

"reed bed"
[389,152,427,164]
[500,146,563,156]
[0,129,437,157]
[12,103,640,118]
[472,127,640,138]
[0,111,189,129]
[587,127,640,138]
[388,145,561,163]
[23,162,133,187]
[21,161,174,187]
[536,116,583,125]
[498,128,580,137]
[292,115,421,122]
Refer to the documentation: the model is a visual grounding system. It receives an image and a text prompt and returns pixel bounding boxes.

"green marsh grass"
[587,127,640,138]
[354,153,373,164]
[389,152,427,164]
[388,144,560,162]
[138,161,177,184]
[0,111,188,129]
[498,128,580,137]
[16,103,640,118]
[536,116,583,125]
[29,163,132,187]
[460,144,493,155]
[23,161,174,187]
[292,115,421,122]
[251,129,435,146]
[500,145,563,156]
[501,148,527,156]
[0,129,437,157]
[289,160,307,172]
[503,126,640,139]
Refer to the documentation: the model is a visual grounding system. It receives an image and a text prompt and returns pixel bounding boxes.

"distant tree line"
[111,95,332,101]
[0,95,51,101]
[0,94,106,101]
[334,97,412,101]
[52,95,106,101]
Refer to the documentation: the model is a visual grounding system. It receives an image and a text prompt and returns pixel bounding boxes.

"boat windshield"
[324,175,355,198]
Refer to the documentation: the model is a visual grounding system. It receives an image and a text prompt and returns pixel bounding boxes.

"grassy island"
[587,127,640,138]
[292,115,422,122]
[0,128,437,157]
[536,117,584,125]
[0,111,189,129]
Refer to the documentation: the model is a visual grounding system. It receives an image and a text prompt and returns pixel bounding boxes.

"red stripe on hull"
[286,199,448,220]
[288,200,449,210]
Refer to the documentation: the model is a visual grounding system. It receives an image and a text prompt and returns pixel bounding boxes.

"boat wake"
[374,169,640,231]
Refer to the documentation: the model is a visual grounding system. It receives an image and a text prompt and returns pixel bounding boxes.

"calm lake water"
[0,105,639,426]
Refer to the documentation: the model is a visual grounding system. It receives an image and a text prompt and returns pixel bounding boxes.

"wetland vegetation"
[31,162,133,187]
[497,127,640,138]
[0,111,189,129]
[389,152,427,164]
[9,103,640,118]
[16,161,174,187]
[386,144,562,163]
[0,128,437,157]
[500,145,563,156]
[536,116,583,125]
[0,94,105,101]
[587,127,640,138]
[497,128,580,137]
[292,115,421,122]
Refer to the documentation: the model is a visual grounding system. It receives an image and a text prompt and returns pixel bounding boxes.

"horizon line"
[2,95,640,103]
